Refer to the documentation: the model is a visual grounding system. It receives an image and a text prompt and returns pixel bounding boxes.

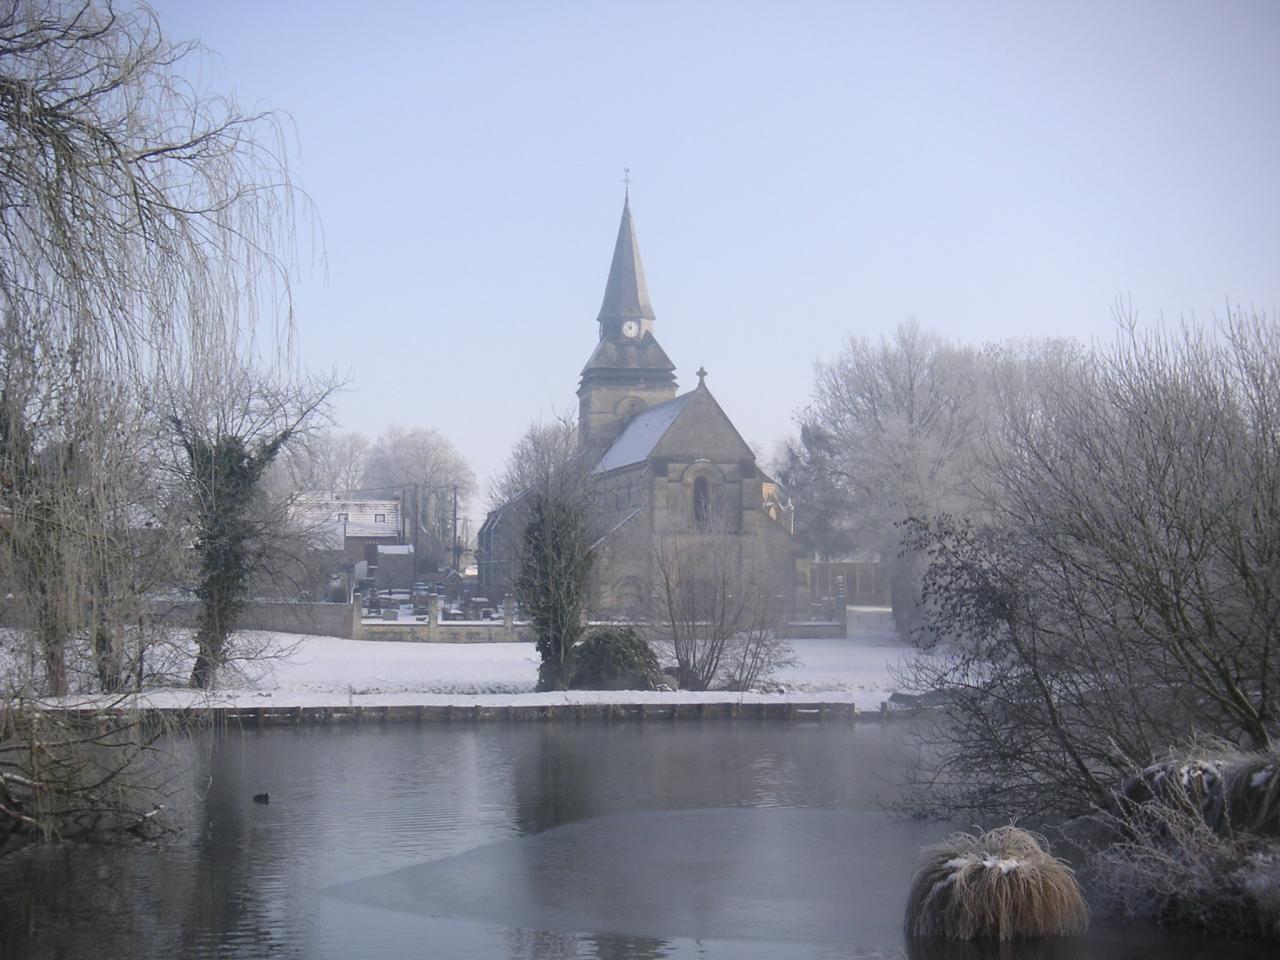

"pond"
[0,722,1268,959]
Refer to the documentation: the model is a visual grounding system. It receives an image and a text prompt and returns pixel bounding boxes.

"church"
[478,191,804,618]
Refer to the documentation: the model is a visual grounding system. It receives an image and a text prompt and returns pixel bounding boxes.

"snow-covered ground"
[113,621,917,712]
[18,609,918,712]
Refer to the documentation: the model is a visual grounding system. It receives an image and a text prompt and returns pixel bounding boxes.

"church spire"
[577,184,676,448]
[597,190,656,328]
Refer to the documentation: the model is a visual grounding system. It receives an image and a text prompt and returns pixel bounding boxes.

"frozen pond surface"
[331,806,956,946]
[0,723,1269,959]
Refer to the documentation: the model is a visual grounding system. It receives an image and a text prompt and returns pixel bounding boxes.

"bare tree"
[278,429,370,495]
[487,414,582,508]
[902,313,1280,818]
[640,508,794,691]
[0,375,161,695]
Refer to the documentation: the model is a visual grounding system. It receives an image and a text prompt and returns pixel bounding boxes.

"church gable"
[592,393,692,474]
[650,388,755,467]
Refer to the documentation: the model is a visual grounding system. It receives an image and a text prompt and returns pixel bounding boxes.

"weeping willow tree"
[0,0,309,850]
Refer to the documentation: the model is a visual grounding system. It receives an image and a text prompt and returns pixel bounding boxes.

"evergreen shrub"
[570,627,661,690]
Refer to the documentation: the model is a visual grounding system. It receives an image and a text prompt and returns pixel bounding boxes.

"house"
[293,493,402,570]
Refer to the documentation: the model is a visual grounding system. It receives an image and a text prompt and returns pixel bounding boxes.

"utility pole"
[451,483,460,572]
[412,482,420,580]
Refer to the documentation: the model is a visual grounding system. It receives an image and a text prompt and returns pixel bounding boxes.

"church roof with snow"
[592,391,694,474]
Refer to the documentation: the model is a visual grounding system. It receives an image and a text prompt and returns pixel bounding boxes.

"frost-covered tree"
[903,313,1280,817]
[795,320,987,635]
[517,491,593,691]
[278,429,370,495]
[361,425,475,551]
[490,417,595,690]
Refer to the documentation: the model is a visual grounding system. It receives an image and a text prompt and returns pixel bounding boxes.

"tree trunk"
[190,618,226,689]
[34,584,69,696]
[94,618,124,693]
[41,624,67,697]
[678,667,706,691]
[189,642,216,689]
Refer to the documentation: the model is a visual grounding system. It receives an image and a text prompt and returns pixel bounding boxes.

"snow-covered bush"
[1120,741,1280,839]
[1096,743,1280,939]
[1224,752,1280,838]
[1121,756,1228,834]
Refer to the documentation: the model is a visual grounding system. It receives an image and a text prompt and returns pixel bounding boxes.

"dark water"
[0,722,1267,959]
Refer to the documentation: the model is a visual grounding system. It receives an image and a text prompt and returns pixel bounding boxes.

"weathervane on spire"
[621,166,632,199]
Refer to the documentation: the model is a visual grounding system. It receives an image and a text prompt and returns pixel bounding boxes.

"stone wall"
[156,599,538,643]
[136,599,852,643]
[156,599,354,639]
[353,616,537,644]
[77,700,921,726]
[783,620,847,640]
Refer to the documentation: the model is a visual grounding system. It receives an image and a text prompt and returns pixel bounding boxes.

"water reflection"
[512,724,599,834]
[905,938,1084,960]
[0,723,1269,960]
[502,928,672,960]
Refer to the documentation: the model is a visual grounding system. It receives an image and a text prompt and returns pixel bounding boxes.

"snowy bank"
[44,632,918,714]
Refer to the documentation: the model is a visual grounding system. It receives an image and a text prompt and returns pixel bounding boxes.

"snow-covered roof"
[378,544,414,555]
[295,493,401,541]
[592,392,692,474]
[344,521,398,539]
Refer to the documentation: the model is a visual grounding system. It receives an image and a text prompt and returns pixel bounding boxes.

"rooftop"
[592,392,693,474]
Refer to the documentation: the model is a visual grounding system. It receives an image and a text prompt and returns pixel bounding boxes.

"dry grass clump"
[905,826,1089,941]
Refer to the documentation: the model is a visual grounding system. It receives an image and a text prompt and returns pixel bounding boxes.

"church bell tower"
[577,188,678,447]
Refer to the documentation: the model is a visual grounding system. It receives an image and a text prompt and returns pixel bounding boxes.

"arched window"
[693,475,710,523]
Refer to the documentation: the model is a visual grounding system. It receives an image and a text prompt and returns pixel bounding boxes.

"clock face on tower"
[621,320,640,339]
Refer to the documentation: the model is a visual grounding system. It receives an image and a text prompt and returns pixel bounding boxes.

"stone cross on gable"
[696,366,707,386]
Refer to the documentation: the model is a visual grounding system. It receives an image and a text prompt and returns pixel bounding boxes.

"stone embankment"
[57,698,920,727]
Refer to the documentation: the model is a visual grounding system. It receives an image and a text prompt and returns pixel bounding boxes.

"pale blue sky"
[155,0,1280,502]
